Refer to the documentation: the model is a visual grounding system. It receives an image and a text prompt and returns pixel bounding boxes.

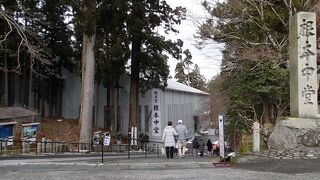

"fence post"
[22,141,26,154]
[128,139,131,159]
[46,139,51,153]
[3,140,7,156]
[37,141,41,154]
[144,142,147,158]
[42,138,46,153]
[27,141,30,153]
[156,143,160,157]
[61,142,65,154]
[0,140,2,156]
[101,141,104,163]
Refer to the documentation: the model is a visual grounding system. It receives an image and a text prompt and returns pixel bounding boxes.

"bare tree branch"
[0,5,51,76]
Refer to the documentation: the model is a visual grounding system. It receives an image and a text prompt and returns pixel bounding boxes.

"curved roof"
[166,79,210,95]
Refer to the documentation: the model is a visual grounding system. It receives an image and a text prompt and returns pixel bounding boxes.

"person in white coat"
[162,121,178,159]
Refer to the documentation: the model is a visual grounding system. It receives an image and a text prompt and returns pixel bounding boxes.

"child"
[212,141,220,156]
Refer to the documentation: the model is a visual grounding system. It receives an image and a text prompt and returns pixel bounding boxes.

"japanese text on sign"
[151,89,161,136]
[299,18,316,105]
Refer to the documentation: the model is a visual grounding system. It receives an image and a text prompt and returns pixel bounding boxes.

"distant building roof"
[166,79,210,95]
[0,107,38,119]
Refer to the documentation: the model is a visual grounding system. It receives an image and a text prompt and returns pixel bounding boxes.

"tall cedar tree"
[174,49,193,85]
[189,64,207,91]
[127,0,184,129]
[35,0,74,116]
[95,0,130,130]
[76,0,97,148]
[174,61,187,84]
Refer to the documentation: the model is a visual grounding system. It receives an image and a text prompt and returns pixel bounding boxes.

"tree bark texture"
[262,101,271,124]
[79,33,96,148]
[95,82,99,128]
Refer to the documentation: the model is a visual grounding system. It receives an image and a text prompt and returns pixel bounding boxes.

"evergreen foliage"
[196,0,306,142]
[189,64,207,92]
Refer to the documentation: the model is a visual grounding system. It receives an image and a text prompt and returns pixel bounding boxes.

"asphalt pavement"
[1,154,320,179]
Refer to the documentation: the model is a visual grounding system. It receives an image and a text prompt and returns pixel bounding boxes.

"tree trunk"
[129,34,141,131]
[48,79,53,117]
[3,51,8,106]
[28,57,33,108]
[106,87,111,129]
[79,33,96,149]
[111,86,117,132]
[262,101,271,124]
[116,84,120,132]
[95,81,99,128]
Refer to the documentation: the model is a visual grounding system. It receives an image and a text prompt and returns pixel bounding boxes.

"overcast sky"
[165,0,224,81]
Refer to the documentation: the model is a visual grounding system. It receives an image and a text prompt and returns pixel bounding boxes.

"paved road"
[1,155,320,180]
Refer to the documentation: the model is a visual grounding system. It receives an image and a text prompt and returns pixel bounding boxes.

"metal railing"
[0,138,165,160]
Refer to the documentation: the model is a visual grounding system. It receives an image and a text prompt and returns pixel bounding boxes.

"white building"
[61,69,210,140]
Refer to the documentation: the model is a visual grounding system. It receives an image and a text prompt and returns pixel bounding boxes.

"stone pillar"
[253,122,260,153]
[289,12,318,118]
[37,142,41,154]
[22,141,26,154]
[47,139,52,153]
[42,138,46,153]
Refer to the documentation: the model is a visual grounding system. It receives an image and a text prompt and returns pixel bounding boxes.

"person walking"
[192,137,199,156]
[162,121,178,159]
[198,138,205,157]
[206,139,213,156]
[175,119,188,158]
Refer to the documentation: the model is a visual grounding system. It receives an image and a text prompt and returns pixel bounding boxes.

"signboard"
[103,135,111,146]
[151,89,161,137]
[93,131,101,146]
[22,123,39,142]
[0,122,16,146]
[218,115,225,158]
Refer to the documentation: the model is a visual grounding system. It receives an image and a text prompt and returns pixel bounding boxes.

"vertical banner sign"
[289,12,317,118]
[218,115,225,158]
[152,89,161,137]
[0,123,15,146]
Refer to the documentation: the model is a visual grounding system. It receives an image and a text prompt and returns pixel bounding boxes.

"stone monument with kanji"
[267,12,320,151]
[289,12,318,118]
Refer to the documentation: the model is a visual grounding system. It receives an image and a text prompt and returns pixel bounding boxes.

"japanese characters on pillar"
[289,12,317,118]
[299,18,316,105]
[151,89,161,137]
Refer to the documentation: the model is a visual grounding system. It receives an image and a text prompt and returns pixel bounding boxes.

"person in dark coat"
[198,138,205,157]
[192,137,199,156]
[206,139,213,156]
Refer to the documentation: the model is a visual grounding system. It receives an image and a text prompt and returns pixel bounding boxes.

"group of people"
[191,138,220,157]
[162,120,220,159]
[162,120,188,159]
